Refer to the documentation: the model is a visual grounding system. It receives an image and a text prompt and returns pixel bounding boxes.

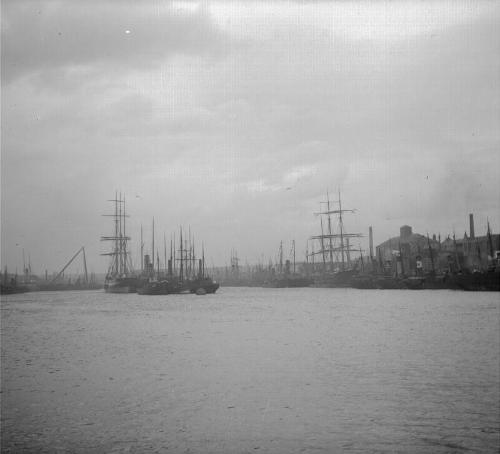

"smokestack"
[400,225,412,240]
[469,213,475,239]
[369,226,374,260]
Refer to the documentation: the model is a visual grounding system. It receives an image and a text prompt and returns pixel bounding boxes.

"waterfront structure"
[376,214,500,278]
[375,225,440,277]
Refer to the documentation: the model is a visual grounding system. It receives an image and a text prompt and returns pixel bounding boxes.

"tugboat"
[101,193,140,293]
[186,244,219,294]
[262,241,313,288]
[135,218,174,295]
[136,226,219,295]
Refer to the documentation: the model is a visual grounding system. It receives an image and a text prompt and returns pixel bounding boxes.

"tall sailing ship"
[309,191,363,287]
[101,194,139,293]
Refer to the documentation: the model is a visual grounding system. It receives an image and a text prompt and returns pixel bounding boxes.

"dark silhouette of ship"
[262,241,312,288]
[309,191,363,287]
[101,193,140,293]
[137,225,218,295]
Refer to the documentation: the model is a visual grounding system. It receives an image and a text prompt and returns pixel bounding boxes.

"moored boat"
[375,275,406,289]
[454,269,500,291]
[309,191,363,288]
[137,279,171,295]
[104,276,140,293]
[187,277,220,294]
[101,193,139,293]
[262,241,313,288]
[349,274,377,289]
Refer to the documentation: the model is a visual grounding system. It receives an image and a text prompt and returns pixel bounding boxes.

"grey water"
[1,288,499,453]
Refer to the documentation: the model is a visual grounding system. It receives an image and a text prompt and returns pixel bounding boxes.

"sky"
[1,0,499,275]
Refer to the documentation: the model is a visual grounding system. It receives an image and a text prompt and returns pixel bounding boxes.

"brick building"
[377,215,500,276]
[375,225,440,276]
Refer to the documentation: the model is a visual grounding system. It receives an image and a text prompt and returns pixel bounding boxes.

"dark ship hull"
[137,277,219,295]
[350,274,377,289]
[313,269,358,288]
[187,277,220,294]
[137,280,172,295]
[0,284,28,295]
[454,270,500,291]
[403,276,426,290]
[374,276,406,289]
[104,277,140,293]
[263,276,313,288]
[421,274,460,290]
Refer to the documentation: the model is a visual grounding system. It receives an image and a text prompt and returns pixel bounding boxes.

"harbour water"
[1,288,499,453]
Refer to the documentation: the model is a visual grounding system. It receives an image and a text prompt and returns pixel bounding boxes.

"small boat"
[454,269,500,291]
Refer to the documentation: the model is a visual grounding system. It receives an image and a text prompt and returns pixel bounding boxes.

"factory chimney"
[369,226,374,260]
[469,213,475,239]
[400,225,412,240]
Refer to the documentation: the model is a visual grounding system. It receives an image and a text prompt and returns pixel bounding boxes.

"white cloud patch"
[1,0,229,84]
[245,180,282,194]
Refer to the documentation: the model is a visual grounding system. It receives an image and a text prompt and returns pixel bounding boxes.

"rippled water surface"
[1,288,499,453]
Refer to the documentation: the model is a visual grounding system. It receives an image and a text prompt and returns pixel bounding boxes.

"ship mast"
[326,191,334,270]
[453,232,461,272]
[113,192,118,275]
[320,216,327,271]
[279,240,283,274]
[152,217,155,277]
[487,220,495,262]
[202,242,205,278]
[140,225,144,274]
[310,190,362,272]
[122,194,128,275]
[101,193,132,278]
[338,190,345,270]
[179,227,184,282]
[426,234,435,275]
[164,233,167,277]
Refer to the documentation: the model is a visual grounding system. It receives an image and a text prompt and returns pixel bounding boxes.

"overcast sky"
[2,0,499,275]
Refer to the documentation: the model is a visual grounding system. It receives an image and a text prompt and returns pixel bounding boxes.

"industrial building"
[375,214,500,276]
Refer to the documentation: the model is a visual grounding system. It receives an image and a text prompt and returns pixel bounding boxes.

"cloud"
[1,0,499,271]
[1,0,229,84]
